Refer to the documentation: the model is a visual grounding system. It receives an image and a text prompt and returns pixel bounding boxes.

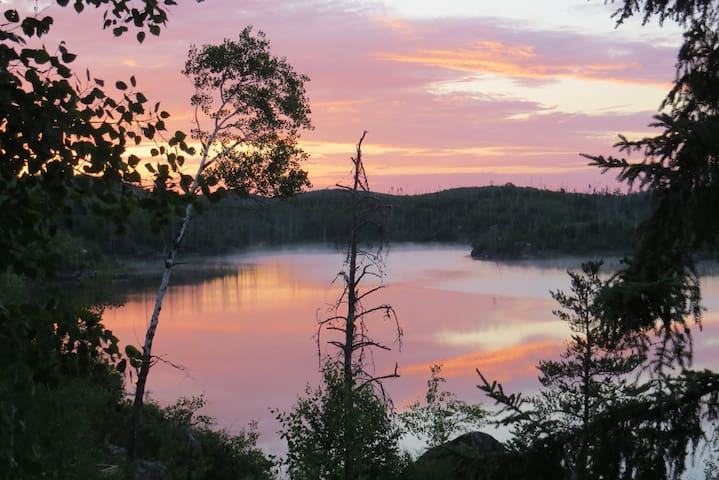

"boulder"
[405,431,507,480]
[406,431,569,480]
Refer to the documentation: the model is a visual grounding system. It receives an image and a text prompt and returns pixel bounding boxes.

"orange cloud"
[371,16,418,37]
[378,40,661,87]
[310,99,370,114]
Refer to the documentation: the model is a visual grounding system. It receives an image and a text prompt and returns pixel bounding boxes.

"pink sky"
[22,0,683,193]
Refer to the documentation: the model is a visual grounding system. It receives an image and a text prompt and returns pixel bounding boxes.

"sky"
[21,0,685,193]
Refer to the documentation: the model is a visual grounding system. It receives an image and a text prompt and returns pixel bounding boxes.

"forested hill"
[75,185,649,259]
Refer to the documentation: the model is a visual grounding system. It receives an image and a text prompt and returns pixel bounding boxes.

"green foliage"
[400,364,486,449]
[465,186,645,258]
[609,0,716,26]
[585,4,719,368]
[0,4,180,279]
[478,261,719,479]
[472,3,719,477]
[119,395,273,480]
[0,297,125,478]
[183,26,312,199]
[282,136,404,480]
[276,361,405,480]
[126,24,314,462]
[572,3,719,478]
[3,378,124,480]
[0,1,191,476]
[538,262,646,429]
[0,233,126,477]
[536,262,646,477]
[65,186,649,258]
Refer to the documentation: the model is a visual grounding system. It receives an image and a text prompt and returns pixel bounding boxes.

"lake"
[103,245,719,455]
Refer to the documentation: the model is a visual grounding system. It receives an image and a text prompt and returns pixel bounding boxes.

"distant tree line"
[68,184,650,260]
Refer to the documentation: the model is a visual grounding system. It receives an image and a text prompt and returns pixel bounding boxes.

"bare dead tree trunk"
[341,131,366,480]
[314,132,401,479]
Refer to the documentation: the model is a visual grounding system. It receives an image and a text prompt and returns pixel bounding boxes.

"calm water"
[104,245,719,455]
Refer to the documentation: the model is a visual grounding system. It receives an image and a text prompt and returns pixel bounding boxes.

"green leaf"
[4,9,19,22]
[33,49,50,64]
[125,171,141,183]
[130,75,137,87]
[61,50,77,63]
[142,125,155,139]
[137,31,146,43]
[125,345,142,359]
[115,80,128,90]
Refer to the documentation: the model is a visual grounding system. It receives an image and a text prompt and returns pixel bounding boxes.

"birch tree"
[127,26,312,461]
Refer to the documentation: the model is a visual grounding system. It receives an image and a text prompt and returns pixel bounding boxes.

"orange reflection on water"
[110,263,343,337]
[103,248,719,455]
[403,340,561,381]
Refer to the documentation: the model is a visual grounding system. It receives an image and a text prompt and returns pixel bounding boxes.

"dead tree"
[317,131,402,480]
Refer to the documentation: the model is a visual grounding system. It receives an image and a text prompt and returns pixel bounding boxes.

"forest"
[67,185,649,260]
[2,1,719,479]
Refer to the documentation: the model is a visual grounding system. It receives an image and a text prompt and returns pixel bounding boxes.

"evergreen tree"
[534,262,645,478]
[587,1,719,368]
[583,4,719,474]
[480,262,646,479]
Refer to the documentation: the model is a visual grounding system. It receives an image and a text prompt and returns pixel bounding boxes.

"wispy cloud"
[41,0,680,193]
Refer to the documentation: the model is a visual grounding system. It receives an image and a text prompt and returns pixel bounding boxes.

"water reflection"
[104,246,719,454]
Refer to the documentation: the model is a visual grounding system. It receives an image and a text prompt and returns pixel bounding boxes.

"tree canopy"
[0,2,182,278]
[0,1,188,476]
[584,1,719,370]
[127,25,313,461]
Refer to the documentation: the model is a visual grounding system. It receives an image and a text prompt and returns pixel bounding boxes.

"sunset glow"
[19,0,685,193]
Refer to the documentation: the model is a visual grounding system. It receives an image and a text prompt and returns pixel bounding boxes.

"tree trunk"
[342,132,366,480]
[126,141,213,463]
[126,200,194,462]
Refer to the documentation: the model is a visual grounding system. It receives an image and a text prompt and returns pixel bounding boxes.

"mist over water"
[104,245,719,455]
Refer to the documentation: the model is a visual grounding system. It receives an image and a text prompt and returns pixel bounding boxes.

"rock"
[105,444,172,480]
[406,431,508,480]
[135,458,172,480]
[406,431,570,480]
[444,431,505,453]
